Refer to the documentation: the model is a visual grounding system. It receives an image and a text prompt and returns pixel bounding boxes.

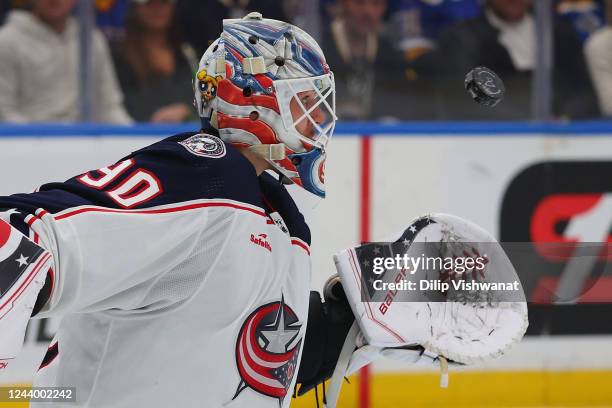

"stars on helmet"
[264,33,294,77]
[224,45,273,94]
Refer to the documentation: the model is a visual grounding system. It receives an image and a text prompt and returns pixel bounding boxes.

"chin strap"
[249,143,299,184]
[324,321,360,408]
[248,144,287,161]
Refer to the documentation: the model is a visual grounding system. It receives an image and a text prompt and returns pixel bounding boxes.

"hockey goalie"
[0,12,527,408]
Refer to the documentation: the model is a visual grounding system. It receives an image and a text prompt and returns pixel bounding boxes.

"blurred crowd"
[0,0,610,123]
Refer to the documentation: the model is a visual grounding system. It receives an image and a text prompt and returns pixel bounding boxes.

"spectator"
[390,0,481,60]
[176,0,287,55]
[112,0,197,123]
[321,0,342,23]
[96,0,129,43]
[422,0,600,119]
[0,0,131,123]
[321,0,416,120]
[585,0,612,115]
[556,0,605,44]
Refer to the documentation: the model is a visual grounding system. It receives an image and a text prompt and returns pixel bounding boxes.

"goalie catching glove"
[301,213,528,407]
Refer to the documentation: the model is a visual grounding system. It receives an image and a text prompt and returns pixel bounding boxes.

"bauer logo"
[500,161,612,307]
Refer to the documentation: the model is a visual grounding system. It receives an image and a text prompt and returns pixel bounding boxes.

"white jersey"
[0,132,312,408]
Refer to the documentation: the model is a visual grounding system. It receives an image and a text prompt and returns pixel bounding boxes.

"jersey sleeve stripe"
[53,199,267,220]
[25,214,39,228]
[25,215,43,245]
[290,238,310,255]
[35,209,49,218]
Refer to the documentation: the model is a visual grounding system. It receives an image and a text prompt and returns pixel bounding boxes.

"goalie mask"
[326,213,529,407]
[194,12,336,198]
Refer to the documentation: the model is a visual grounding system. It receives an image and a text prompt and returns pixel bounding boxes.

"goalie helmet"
[194,12,336,198]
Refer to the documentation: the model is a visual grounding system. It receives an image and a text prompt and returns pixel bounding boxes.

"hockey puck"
[464,67,505,107]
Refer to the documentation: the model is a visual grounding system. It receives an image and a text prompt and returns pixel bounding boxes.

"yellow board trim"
[0,385,31,408]
[5,372,612,408]
[291,371,612,407]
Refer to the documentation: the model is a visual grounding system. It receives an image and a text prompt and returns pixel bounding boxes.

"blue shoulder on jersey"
[259,172,311,245]
[0,131,310,243]
[0,132,259,212]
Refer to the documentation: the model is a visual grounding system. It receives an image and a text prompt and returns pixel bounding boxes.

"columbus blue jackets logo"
[233,296,302,403]
[178,134,226,158]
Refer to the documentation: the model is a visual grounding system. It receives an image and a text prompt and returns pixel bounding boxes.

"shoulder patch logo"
[179,134,226,159]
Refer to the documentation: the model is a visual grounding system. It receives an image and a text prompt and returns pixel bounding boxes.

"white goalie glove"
[325,213,529,407]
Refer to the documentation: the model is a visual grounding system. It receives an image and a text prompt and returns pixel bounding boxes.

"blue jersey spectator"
[418,0,600,120]
[95,0,129,42]
[389,0,481,57]
[557,0,605,43]
[176,0,287,55]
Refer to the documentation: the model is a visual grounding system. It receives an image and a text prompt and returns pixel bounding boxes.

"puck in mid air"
[464,67,505,107]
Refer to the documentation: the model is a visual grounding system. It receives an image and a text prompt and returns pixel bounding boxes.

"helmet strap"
[242,56,267,75]
[248,144,286,161]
